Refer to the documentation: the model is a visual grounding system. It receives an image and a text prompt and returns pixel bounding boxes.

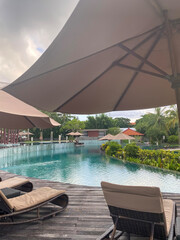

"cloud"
[73,107,173,122]
[107,109,155,121]
[0,0,78,88]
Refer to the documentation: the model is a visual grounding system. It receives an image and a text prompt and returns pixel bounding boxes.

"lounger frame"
[0,192,68,225]
[13,181,33,192]
[0,177,33,192]
[98,203,176,240]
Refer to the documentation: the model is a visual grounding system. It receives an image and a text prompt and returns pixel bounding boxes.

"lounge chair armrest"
[175,217,180,240]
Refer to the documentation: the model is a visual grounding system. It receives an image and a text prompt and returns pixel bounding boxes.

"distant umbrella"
[19,132,34,136]
[67,132,83,137]
[111,133,135,141]
[99,134,114,141]
[66,132,75,136]
[73,132,83,136]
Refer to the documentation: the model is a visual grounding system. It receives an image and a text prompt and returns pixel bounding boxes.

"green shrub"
[168,135,179,144]
[107,127,120,135]
[101,142,109,151]
[124,143,140,158]
[105,141,122,157]
[101,142,180,172]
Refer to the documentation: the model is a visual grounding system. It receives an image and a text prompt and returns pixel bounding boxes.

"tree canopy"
[28,106,178,144]
[135,106,178,144]
[107,127,121,135]
[85,114,130,129]
[63,118,85,132]
[30,113,73,140]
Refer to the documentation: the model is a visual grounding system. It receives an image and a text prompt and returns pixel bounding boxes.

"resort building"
[82,129,107,139]
[122,128,144,142]
[122,128,144,137]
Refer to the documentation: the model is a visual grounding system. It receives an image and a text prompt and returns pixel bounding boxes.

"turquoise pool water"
[0,143,180,192]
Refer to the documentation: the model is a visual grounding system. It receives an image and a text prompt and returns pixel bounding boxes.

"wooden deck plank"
[0,170,180,240]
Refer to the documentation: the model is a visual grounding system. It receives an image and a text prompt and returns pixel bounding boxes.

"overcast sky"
[0,0,158,121]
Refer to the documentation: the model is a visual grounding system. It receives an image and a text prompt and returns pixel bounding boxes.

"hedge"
[101,142,180,172]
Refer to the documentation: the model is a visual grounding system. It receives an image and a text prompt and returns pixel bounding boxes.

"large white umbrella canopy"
[4,0,180,117]
[0,90,60,129]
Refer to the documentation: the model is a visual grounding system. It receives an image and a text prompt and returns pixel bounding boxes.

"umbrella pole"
[0,129,3,143]
[27,129,30,141]
[175,89,180,145]
[7,129,10,144]
[164,10,180,144]
[3,128,6,144]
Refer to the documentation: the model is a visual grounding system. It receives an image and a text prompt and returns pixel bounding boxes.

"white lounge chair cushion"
[8,187,65,211]
[101,182,175,237]
[0,177,29,189]
[101,181,164,213]
[163,199,174,235]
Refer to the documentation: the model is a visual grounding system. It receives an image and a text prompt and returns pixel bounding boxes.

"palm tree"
[165,105,179,143]
[165,105,178,130]
[154,107,167,131]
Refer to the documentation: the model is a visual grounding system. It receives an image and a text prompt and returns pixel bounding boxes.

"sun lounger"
[0,187,68,224]
[99,181,176,240]
[0,177,33,192]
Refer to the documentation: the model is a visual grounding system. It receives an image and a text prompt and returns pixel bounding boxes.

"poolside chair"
[0,186,68,224]
[0,177,33,192]
[99,181,176,240]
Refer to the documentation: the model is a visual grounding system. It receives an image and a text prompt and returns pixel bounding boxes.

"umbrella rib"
[148,0,164,18]
[118,43,168,76]
[118,30,158,64]
[24,117,36,128]
[54,30,161,112]
[6,26,163,89]
[54,64,114,112]
[117,63,170,81]
[113,29,163,111]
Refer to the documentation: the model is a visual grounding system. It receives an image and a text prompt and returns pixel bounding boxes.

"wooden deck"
[0,170,180,240]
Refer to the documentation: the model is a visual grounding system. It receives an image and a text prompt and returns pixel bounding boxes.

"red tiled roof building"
[122,128,144,136]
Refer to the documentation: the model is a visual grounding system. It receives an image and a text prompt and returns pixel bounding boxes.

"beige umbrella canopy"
[66,132,75,136]
[67,132,83,136]
[111,133,135,141]
[0,90,60,129]
[19,131,34,136]
[73,132,83,136]
[99,134,114,141]
[4,0,180,119]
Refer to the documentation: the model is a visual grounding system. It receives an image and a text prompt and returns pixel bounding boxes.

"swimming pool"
[0,142,180,193]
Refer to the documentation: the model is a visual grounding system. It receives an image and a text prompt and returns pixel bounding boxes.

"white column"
[39,131,43,141]
[58,135,61,143]
[50,131,53,142]
[31,137,33,146]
